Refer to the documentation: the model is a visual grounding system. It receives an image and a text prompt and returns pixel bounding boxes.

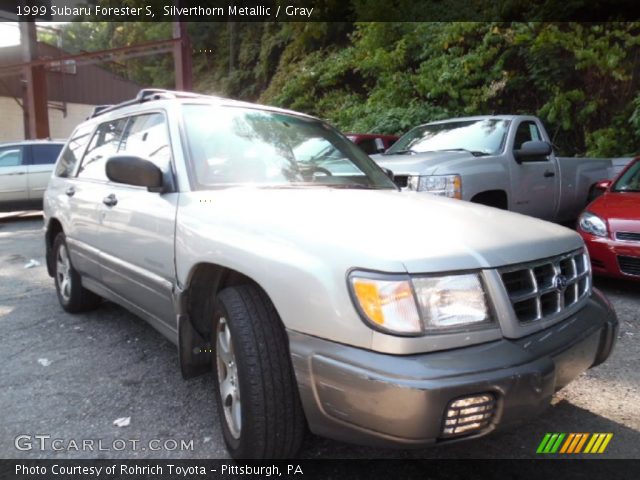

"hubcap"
[56,243,72,302]
[216,317,241,439]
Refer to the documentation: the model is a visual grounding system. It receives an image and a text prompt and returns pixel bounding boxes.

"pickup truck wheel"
[53,233,101,313]
[212,285,305,459]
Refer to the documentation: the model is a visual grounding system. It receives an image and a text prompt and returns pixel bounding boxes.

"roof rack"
[89,89,207,119]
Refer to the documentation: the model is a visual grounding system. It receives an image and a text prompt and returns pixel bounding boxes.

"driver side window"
[514,121,542,150]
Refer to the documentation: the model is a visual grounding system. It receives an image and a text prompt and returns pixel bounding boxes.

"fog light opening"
[441,393,497,438]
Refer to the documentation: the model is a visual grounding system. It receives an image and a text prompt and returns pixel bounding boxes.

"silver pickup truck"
[374,115,629,222]
[44,91,617,459]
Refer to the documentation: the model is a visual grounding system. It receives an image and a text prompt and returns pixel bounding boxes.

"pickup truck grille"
[500,250,590,324]
[616,232,640,242]
[618,255,640,276]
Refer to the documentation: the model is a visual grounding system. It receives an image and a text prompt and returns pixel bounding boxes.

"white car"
[0,140,64,212]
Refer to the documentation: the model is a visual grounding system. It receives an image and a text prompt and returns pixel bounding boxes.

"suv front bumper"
[288,289,617,448]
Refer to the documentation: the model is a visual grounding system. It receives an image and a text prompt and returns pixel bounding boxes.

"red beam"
[0,38,180,74]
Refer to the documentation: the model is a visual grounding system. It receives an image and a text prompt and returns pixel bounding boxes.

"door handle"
[543,170,555,178]
[102,193,118,207]
[65,186,75,197]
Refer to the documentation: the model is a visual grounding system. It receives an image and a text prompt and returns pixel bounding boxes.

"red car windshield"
[613,160,640,192]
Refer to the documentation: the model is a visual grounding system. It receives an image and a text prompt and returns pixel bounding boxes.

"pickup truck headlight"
[349,272,490,336]
[407,174,462,199]
[578,211,608,237]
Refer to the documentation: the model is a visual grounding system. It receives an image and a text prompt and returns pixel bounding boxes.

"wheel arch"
[470,189,509,210]
[45,218,64,277]
[177,261,280,379]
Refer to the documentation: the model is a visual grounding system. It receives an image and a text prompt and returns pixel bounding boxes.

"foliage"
[46,21,640,157]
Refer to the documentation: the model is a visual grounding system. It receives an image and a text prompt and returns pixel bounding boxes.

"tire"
[53,233,101,313]
[212,285,305,459]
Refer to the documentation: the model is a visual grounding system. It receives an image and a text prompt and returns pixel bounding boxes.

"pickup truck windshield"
[182,104,396,190]
[386,119,510,156]
[612,160,640,192]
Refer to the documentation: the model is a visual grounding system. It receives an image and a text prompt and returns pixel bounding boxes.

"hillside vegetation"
[50,22,640,157]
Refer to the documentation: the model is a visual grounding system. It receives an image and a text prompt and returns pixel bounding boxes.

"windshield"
[182,104,396,190]
[386,119,510,155]
[612,160,640,192]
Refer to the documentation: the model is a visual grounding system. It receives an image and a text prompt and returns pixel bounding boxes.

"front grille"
[441,393,496,438]
[500,250,590,324]
[616,232,640,242]
[393,175,408,188]
[618,256,640,276]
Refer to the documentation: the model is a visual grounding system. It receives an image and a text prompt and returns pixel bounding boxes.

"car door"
[508,119,559,220]
[27,143,63,202]
[96,111,178,330]
[0,145,28,208]
[64,118,128,280]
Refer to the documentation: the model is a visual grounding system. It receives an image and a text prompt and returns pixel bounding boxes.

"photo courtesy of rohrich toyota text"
[1,0,640,479]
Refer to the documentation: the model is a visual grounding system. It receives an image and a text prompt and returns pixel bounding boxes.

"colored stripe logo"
[537,433,613,454]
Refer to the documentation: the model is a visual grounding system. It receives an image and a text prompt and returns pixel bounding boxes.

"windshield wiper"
[432,148,490,157]
[383,149,416,155]
[311,183,392,190]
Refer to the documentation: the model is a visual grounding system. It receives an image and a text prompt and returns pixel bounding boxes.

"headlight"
[349,275,422,334]
[578,211,608,237]
[349,272,490,336]
[407,174,462,199]
[412,274,490,330]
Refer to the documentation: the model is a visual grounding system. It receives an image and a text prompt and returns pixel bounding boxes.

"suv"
[44,89,617,459]
[0,140,64,212]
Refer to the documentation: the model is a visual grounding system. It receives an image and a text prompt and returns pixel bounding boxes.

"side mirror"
[106,155,164,192]
[595,179,612,191]
[514,140,552,163]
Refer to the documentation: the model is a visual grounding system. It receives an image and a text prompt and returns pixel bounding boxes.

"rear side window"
[55,125,93,178]
[0,146,23,167]
[31,144,63,165]
[77,118,128,181]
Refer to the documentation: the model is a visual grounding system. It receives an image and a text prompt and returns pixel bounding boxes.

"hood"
[589,192,640,233]
[185,188,582,274]
[372,150,480,175]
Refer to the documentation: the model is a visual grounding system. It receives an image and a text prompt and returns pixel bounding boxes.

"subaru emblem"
[554,274,568,290]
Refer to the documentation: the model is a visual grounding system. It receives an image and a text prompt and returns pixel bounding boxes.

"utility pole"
[21,21,50,139]
[172,0,192,91]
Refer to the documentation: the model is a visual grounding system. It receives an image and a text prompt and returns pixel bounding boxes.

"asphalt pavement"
[1,214,638,459]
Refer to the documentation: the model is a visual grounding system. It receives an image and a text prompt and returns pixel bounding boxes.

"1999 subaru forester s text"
[44,89,618,458]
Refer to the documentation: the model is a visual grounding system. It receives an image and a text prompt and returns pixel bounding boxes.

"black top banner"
[1,0,640,22]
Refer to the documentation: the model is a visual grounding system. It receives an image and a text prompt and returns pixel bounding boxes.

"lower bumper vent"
[441,393,496,438]
[618,255,640,276]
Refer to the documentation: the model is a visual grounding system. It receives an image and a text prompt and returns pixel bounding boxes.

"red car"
[578,157,640,280]
[347,133,398,155]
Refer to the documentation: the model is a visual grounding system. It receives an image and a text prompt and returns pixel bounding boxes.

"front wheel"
[212,285,305,459]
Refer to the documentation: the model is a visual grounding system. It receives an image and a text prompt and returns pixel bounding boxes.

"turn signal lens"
[350,276,421,334]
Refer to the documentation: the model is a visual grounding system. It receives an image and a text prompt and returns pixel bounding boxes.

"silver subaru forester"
[44,89,617,458]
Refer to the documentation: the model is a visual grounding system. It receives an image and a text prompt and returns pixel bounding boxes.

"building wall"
[0,96,94,142]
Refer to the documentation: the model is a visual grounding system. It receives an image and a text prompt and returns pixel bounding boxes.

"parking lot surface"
[1,214,639,459]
